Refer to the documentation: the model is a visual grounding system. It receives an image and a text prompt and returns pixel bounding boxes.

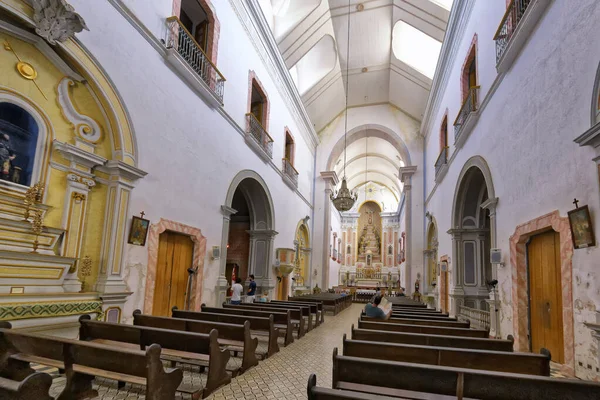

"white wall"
[71,0,317,316]
[328,209,341,288]
[422,0,600,380]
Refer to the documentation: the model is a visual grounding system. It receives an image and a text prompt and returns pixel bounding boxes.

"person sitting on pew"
[231,277,243,305]
[364,295,391,320]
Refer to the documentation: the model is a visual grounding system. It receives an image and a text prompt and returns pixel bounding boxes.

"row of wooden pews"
[288,293,352,315]
[308,298,600,399]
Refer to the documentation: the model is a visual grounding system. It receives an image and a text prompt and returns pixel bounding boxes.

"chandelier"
[330,0,357,212]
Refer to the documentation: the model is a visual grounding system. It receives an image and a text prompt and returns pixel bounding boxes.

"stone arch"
[218,170,276,303]
[326,124,412,171]
[144,218,207,314]
[451,156,496,229]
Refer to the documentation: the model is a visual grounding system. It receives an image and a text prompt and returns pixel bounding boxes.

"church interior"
[0,0,600,398]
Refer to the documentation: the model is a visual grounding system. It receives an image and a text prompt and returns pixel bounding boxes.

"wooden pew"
[366,311,458,322]
[288,295,348,315]
[342,335,551,376]
[358,320,489,338]
[351,326,514,352]
[361,316,470,329]
[0,372,53,400]
[332,348,600,400]
[222,303,305,339]
[269,300,323,326]
[202,304,294,346]
[231,302,313,331]
[0,328,183,400]
[79,317,231,396]
[172,308,279,357]
[307,374,397,400]
[133,310,259,370]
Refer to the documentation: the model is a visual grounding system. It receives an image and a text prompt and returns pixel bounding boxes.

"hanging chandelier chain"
[343,0,351,179]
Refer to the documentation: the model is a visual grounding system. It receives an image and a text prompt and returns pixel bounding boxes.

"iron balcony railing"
[453,86,480,142]
[458,305,491,331]
[245,113,273,158]
[282,158,299,187]
[493,0,532,64]
[434,147,449,178]
[165,16,226,103]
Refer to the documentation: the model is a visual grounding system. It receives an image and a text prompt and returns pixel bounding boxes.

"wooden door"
[527,230,564,362]
[153,231,194,316]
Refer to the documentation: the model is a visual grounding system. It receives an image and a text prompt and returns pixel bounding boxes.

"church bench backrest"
[342,336,550,376]
[223,303,305,338]
[388,313,457,321]
[306,374,395,400]
[270,301,319,315]
[361,316,470,328]
[332,349,600,400]
[171,308,279,357]
[132,311,258,373]
[358,320,488,338]
[204,304,294,345]
[0,372,53,400]
[242,302,313,330]
[0,328,182,400]
[351,326,514,352]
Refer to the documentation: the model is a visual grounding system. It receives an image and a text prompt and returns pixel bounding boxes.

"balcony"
[494,0,551,73]
[282,158,299,189]
[434,147,449,182]
[165,16,226,106]
[245,113,273,161]
[453,86,480,149]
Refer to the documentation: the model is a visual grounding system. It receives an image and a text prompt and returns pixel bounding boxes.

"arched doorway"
[424,218,438,304]
[450,157,496,314]
[218,171,276,304]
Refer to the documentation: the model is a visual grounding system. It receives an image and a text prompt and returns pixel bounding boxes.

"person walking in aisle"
[246,274,257,303]
[231,277,243,305]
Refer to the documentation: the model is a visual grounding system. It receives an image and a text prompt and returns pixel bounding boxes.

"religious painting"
[0,103,39,187]
[128,216,150,246]
[568,205,595,249]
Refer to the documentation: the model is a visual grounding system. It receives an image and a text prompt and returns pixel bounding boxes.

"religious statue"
[414,278,420,294]
[0,132,16,181]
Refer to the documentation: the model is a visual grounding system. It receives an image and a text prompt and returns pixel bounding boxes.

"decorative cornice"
[53,140,107,168]
[574,122,600,149]
[221,205,238,217]
[98,160,147,183]
[320,170,340,186]
[399,166,417,183]
[230,0,319,152]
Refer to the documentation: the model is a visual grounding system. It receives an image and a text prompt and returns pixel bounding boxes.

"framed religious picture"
[568,205,595,249]
[128,215,150,246]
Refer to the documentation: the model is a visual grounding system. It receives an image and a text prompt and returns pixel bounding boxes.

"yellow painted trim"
[101,187,116,274]
[0,265,64,279]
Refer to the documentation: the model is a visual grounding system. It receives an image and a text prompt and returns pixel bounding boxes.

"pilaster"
[399,166,416,295]
[320,171,339,289]
[95,160,147,294]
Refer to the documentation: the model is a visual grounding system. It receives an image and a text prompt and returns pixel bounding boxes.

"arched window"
[440,114,448,155]
[284,129,295,166]
[0,103,39,186]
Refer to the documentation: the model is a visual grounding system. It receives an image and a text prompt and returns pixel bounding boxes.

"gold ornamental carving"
[23,182,44,221]
[72,192,86,203]
[3,40,47,100]
[30,209,44,253]
[78,255,93,289]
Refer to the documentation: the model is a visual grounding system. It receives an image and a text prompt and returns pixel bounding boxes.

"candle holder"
[79,256,93,292]
[23,182,43,221]
[30,210,43,253]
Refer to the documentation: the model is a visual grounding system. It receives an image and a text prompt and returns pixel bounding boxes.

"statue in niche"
[0,132,16,181]
[367,210,373,225]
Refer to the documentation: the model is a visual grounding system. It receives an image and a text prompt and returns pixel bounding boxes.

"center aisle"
[208,303,363,399]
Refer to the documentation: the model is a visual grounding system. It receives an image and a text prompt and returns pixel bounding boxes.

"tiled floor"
[41,303,575,399]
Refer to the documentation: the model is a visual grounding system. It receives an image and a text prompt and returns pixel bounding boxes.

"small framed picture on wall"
[128,215,150,246]
[568,205,595,249]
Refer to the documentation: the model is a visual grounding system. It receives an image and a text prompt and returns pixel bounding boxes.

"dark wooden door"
[527,230,564,362]
[153,231,194,316]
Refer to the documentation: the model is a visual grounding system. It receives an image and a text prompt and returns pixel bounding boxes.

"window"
[284,130,294,165]
[0,103,39,186]
[250,81,268,127]
[440,115,448,154]
[461,36,478,104]
[178,0,214,58]
[392,21,442,79]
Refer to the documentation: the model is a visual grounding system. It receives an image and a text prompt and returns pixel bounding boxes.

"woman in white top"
[231,277,244,305]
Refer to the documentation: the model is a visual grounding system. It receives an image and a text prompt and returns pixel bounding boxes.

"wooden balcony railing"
[434,147,448,178]
[458,305,491,331]
[453,86,480,142]
[245,113,273,158]
[165,16,226,103]
[282,158,298,187]
[493,0,532,64]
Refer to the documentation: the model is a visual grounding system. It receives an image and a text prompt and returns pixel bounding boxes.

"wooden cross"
[573,199,579,209]
[140,211,146,218]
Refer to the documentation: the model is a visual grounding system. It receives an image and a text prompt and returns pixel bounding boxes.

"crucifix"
[573,199,579,209]
[140,211,146,218]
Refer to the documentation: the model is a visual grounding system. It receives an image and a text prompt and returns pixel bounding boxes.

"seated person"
[364,295,391,320]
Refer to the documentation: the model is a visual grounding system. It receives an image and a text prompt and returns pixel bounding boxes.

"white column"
[481,197,500,337]
[319,171,339,289]
[216,205,237,305]
[399,166,416,295]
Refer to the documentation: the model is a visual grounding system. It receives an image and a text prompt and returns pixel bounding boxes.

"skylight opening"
[392,21,442,79]
[431,0,454,10]
[289,35,336,95]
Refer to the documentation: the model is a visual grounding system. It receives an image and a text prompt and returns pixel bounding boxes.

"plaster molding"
[574,122,600,150]
[31,0,88,45]
[100,160,147,183]
[320,170,340,186]
[220,205,238,217]
[53,140,107,169]
[399,166,417,183]
[230,0,319,152]
[57,78,102,143]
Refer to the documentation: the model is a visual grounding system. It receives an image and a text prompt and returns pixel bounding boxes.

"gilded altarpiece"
[0,2,145,336]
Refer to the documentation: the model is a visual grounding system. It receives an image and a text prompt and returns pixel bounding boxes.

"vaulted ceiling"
[258,0,452,199]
